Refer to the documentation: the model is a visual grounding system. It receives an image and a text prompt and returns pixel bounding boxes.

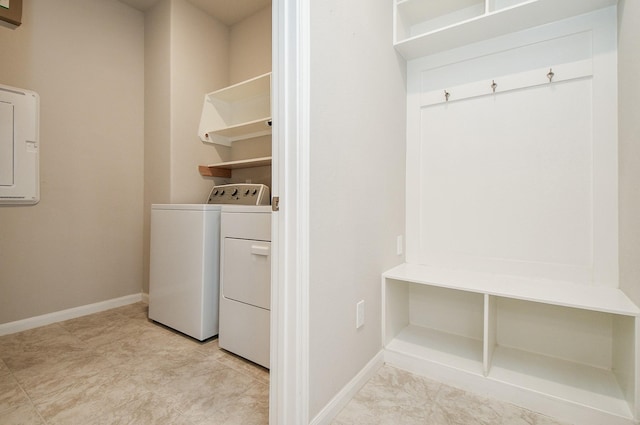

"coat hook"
[444,90,450,102]
[491,80,497,93]
[547,68,555,82]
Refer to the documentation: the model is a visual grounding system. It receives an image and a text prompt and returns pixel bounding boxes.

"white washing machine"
[219,205,272,368]
[148,184,269,341]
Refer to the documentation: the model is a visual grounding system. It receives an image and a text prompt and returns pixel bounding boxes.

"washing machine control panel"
[207,184,270,205]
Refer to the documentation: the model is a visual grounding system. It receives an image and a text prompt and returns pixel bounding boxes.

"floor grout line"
[4,361,50,424]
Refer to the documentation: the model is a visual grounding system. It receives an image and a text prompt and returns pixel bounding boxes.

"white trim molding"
[270,0,311,423]
[0,293,143,336]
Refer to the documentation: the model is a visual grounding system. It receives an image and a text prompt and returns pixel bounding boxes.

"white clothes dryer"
[219,205,272,368]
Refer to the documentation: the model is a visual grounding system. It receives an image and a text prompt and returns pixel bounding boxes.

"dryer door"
[222,238,271,310]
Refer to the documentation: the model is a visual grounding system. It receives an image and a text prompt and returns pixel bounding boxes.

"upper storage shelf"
[394,0,618,60]
[198,72,272,146]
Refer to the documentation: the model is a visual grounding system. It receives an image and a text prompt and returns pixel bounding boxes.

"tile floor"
[332,365,572,425]
[0,303,268,425]
[0,303,571,425]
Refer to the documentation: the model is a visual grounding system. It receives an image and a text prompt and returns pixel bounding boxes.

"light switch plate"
[0,1,9,10]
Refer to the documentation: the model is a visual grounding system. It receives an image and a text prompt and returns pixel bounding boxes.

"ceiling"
[118,0,271,26]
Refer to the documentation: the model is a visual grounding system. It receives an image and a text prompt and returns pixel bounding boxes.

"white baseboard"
[0,293,144,336]
[310,350,384,425]
[141,292,149,304]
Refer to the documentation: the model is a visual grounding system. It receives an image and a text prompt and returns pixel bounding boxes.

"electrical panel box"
[0,84,39,205]
[0,0,22,28]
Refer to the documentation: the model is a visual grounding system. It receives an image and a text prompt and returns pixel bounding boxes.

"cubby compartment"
[394,0,484,42]
[487,297,636,419]
[385,279,484,375]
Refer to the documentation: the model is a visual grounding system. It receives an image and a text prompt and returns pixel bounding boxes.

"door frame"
[270,0,310,423]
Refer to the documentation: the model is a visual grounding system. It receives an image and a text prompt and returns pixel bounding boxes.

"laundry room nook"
[143,0,272,207]
[0,1,276,423]
[144,0,274,367]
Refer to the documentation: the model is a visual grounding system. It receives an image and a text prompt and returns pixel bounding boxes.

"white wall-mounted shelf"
[394,0,618,60]
[383,263,640,424]
[198,72,272,146]
[198,156,272,178]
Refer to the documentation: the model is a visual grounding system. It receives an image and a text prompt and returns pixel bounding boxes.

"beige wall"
[308,0,407,418]
[618,0,640,306]
[144,0,172,209]
[0,0,273,317]
[169,0,230,204]
[142,0,171,295]
[142,0,229,293]
[229,5,272,84]
[0,0,144,324]
[143,0,230,207]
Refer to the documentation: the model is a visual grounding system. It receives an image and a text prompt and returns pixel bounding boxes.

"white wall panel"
[407,8,618,287]
[419,79,593,282]
[497,298,613,369]
[410,284,484,340]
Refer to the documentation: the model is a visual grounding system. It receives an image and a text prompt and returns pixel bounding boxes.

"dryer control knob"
[231,188,238,196]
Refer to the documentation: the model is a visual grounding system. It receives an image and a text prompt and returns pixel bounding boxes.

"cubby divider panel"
[483,295,497,376]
